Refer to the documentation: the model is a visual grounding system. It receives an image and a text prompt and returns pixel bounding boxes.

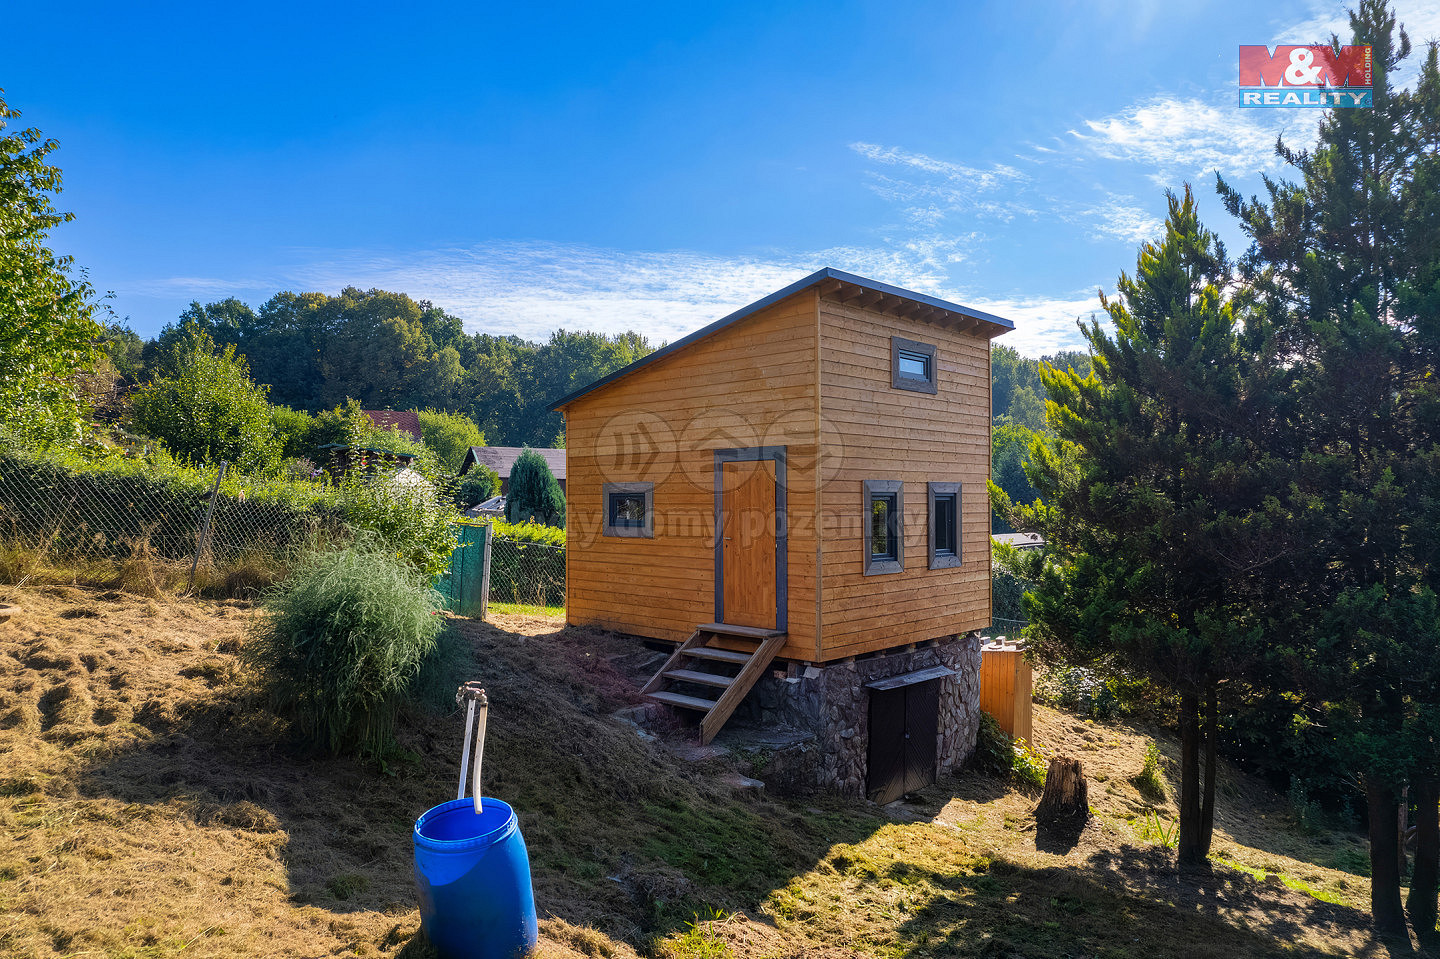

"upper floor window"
[891,336,937,394]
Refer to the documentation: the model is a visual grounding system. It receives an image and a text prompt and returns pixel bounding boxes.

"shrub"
[1132,741,1166,801]
[1013,739,1048,792]
[1034,666,1119,718]
[973,712,1013,778]
[0,94,104,449]
[270,405,318,460]
[243,543,446,756]
[337,474,458,581]
[129,325,282,474]
[490,518,565,546]
[417,409,485,473]
[456,468,500,508]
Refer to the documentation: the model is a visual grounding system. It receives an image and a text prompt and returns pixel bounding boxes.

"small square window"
[603,482,653,538]
[928,482,961,569]
[892,336,937,394]
[863,480,904,575]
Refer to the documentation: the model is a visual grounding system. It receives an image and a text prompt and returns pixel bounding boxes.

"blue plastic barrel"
[414,797,539,959]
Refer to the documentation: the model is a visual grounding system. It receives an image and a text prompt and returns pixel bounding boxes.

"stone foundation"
[728,633,982,798]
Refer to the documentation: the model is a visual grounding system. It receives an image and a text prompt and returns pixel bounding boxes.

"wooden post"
[478,523,492,621]
[189,461,227,590]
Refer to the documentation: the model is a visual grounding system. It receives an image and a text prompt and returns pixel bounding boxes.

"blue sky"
[8,0,1439,355]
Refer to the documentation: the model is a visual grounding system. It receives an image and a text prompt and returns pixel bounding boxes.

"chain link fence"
[487,537,565,612]
[984,616,1029,640]
[0,450,345,588]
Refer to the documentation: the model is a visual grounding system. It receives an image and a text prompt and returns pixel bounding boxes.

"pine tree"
[1217,2,1440,937]
[998,187,1289,868]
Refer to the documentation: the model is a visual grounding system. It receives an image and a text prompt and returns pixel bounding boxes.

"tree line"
[101,288,655,452]
[998,2,1440,940]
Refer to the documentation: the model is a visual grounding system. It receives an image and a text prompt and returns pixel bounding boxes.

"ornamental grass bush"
[244,542,447,757]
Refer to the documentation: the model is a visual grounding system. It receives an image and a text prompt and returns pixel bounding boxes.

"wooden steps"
[648,690,721,711]
[696,622,785,640]
[685,647,752,665]
[642,624,787,744]
[664,668,734,688]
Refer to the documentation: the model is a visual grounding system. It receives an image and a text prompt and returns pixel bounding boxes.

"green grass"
[487,600,564,618]
[1131,740,1166,800]
[1210,854,1347,906]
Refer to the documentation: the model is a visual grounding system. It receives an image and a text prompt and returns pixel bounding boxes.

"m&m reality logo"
[1238,45,1373,107]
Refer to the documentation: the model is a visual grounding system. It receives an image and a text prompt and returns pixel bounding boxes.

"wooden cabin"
[553,268,1013,798]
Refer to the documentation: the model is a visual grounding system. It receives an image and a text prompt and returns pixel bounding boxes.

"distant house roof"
[363,410,422,442]
[550,267,1016,411]
[992,532,1044,549]
[461,446,566,480]
[465,495,507,518]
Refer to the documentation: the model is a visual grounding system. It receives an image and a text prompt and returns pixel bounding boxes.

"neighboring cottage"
[992,532,1044,550]
[459,447,567,493]
[552,267,1013,801]
[362,409,423,442]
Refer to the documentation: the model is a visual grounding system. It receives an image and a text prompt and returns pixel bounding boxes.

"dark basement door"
[866,669,951,804]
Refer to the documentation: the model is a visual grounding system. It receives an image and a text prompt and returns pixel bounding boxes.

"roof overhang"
[551,267,1014,411]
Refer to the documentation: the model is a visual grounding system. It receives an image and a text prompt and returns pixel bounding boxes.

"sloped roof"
[462,446,566,480]
[363,409,422,441]
[551,267,1015,411]
[992,532,1045,549]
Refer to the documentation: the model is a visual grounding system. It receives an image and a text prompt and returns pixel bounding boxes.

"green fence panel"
[438,523,490,617]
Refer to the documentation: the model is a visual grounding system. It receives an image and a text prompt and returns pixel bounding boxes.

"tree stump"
[1035,757,1089,831]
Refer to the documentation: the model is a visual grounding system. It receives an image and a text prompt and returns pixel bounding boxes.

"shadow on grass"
[878,842,1379,959]
[72,614,1395,958]
[71,614,888,953]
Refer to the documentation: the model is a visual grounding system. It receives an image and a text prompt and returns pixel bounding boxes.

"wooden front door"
[720,459,777,629]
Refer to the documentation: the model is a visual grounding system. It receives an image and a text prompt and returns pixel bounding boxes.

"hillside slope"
[0,586,1405,958]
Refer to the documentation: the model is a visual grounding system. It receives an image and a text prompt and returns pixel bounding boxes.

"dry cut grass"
[0,588,1415,959]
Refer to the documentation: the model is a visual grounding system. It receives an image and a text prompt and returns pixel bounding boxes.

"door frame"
[712,446,788,631]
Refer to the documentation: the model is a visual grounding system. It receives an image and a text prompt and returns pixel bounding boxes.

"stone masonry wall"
[733,632,981,798]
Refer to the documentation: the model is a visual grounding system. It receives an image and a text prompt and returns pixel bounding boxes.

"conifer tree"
[1217,2,1440,937]
[506,448,565,527]
[998,187,1289,868]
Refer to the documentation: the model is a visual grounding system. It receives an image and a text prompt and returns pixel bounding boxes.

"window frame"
[863,479,904,576]
[927,482,962,569]
[603,482,654,538]
[891,336,938,394]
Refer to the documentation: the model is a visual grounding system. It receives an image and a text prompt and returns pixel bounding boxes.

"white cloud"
[270,238,998,347]
[1074,194,1166,245]
[964,291,1105,357]
[130,237,1087,359]
[1286,0,1440,89]
[130,275,270,298]
[850,142,1027,192]
[1071,97,1287,185]
[850,142,1036,222]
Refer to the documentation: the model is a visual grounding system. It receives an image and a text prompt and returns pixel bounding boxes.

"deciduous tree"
[0,93,102,446]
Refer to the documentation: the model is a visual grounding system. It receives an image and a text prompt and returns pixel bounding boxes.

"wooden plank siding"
[562,290,823,662]
[815,297,993,659]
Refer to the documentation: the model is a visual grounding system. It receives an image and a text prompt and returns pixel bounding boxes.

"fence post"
[478,523,492,620]
[189,461,228,589]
